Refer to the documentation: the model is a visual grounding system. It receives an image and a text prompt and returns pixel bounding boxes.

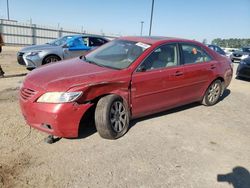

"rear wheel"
[42,55,60,65]
[202,80,222,106]
[95,95,129,139]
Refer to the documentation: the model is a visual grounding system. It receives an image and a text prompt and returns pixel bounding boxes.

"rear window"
[181,44,212,64]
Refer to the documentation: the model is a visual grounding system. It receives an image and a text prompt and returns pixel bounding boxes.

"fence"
[0,19,118,46]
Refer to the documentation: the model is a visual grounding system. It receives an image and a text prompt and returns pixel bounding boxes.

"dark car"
[207,44,226,56]
[236,57,250,79]
[19,36,233,139]
[231,46,250,63]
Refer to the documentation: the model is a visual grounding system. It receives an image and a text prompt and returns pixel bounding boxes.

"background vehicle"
[0,33,4,53]
[236,57,250,79]
[207,44,226,56]
[223,47,238,57]
[230,46,250,62]
[19,37,233,139]
[17,35,109,69]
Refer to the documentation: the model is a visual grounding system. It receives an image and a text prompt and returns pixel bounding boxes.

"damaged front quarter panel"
[69,80,131,106]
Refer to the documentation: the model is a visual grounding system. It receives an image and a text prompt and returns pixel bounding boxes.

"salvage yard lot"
[0,47,250,188]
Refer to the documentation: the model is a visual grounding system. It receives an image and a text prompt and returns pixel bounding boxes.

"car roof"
[64,34,106,39]
[118,36,197,45]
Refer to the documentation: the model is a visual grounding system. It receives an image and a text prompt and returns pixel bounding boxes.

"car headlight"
[241,54,249,59]
[26,51,42,56]
[37,92,82,103]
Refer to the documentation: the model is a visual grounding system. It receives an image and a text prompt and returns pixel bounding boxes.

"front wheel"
[42,55,60,65]
[202,80,222,106]
[95,95,129,139]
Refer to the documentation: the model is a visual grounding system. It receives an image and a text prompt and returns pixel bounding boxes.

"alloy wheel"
[109,101,127,133]
[207,82,220,103]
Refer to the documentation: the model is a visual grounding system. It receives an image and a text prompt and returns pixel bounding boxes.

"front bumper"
[19,96,93,138]
[17,52,43,68]
[231,55,249,63]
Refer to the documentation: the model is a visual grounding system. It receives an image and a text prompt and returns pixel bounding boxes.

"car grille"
[20,88,36,101]
[17,52,26,65]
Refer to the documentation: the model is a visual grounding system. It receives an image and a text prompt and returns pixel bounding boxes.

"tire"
[95,94,130,139]
[202,80,222,106]
[42,55,61,65]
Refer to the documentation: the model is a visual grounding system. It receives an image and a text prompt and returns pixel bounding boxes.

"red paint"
[19,37,233,138]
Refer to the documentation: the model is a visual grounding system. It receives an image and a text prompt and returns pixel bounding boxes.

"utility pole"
[7,0,10,20]
[149,0,155,36]
[140,21,144,36]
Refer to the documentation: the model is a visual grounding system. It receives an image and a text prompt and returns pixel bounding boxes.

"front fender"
[70,81,131,105]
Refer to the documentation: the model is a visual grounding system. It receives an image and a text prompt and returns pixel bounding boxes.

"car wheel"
[42,55,61,65]
[202,80,222,106]
[95,94,129,139]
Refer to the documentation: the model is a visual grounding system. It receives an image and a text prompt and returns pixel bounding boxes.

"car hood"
[24,57,117,91]
[20,44,61,52]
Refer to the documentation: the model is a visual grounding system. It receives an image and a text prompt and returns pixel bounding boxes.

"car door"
[179,43,216,103]
[131,43,186,117]
[63,37,91,59]
[89,37,108,49]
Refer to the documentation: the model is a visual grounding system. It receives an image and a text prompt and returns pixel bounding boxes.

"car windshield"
[84,40,150,69]
[48,36,73,46]
[242,47,250,53]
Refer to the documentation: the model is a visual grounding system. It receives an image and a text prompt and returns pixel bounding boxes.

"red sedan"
[19,37,233,139]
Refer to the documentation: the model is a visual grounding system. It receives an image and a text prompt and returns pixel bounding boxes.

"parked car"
[19,37,233,139]
[230,46,250,62]
[223,47,238,57]
[207,44,226,56]
[236,57,250,79]
[17,35,109,69]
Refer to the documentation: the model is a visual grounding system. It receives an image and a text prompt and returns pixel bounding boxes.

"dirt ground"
[0,46,250,188]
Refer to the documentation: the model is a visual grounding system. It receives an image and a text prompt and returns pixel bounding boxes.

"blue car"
[17,35,109,69]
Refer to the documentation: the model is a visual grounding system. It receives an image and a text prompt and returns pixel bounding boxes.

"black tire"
[42,55,61,65]
[95,94,130,139]
[202,80,222,106]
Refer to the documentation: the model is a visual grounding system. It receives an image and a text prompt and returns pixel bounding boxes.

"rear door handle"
[174,71,184,76]
[210,65,216,69]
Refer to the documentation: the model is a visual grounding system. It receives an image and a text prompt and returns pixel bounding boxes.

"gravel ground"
[0,47,250,188]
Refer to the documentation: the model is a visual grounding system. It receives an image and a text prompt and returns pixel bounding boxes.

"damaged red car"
[19,36,233,139]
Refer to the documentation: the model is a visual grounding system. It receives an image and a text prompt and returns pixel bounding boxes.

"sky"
[0,0,250,42]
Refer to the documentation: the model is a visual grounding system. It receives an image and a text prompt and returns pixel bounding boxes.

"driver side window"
[138,43,178,71]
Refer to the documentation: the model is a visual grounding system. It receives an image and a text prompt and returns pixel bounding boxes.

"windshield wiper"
[80,56,100,66]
